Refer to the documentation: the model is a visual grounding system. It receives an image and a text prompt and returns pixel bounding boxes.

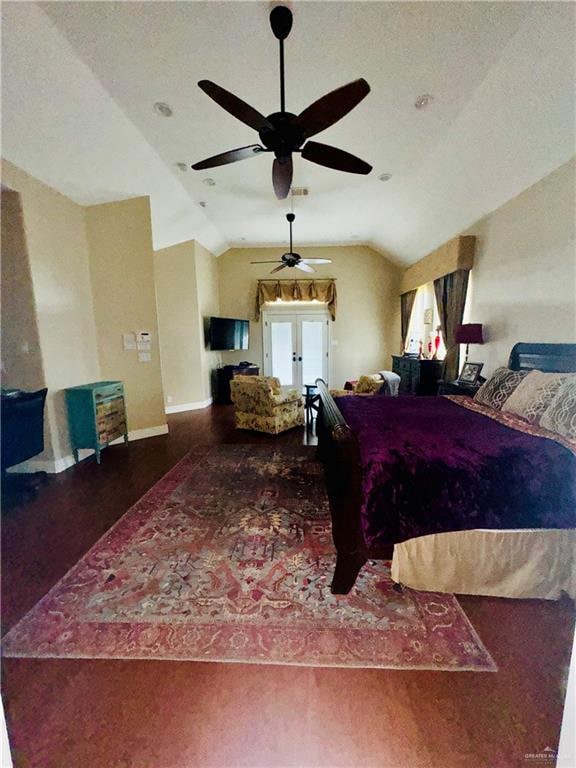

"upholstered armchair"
[330,371,401,398]
[230,375,304,434]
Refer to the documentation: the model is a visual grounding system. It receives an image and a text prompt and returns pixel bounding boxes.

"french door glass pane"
[301,320,324,386]
[270,322,293,385]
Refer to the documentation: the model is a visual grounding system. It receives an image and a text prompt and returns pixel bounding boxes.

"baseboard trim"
[123,424,170,441]
[7,455,76,474]
[165,398,213,414]
[8,424,170,474]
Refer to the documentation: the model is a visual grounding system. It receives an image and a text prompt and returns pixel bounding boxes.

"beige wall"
[85,197,166,433]
[463,159,576,375]
[0,187,45,392]
[194,241,221,401]
[154,240,221,409]
[154,241,204,407]
[2,160,101,465]
[218,245,401,388]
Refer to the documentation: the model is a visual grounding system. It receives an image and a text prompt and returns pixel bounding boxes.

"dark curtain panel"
[434,269,470,381]
[400,290,417,353]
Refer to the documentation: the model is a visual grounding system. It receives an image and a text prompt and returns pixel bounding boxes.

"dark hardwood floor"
[2,405,574,768]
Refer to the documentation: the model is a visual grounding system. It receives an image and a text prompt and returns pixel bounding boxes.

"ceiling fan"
[251,213,331,274]
[192,5,372,199]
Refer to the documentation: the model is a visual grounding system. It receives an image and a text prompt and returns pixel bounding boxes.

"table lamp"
[455,323,484,363]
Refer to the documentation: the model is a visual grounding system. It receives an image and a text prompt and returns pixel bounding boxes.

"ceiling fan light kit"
[192,6,373,199]
[251,213,332,274]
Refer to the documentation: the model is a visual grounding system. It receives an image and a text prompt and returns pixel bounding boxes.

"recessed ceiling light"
[199,201,207,207]
[414,93,434,110]
[153,101,173,117]
[203,178,216,186]
[378,173,392,182]
[176,162,188,172]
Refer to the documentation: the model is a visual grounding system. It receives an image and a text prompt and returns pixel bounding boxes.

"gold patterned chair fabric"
[230,375,304,434]
[330,372,401,398]
[330,375,384,398]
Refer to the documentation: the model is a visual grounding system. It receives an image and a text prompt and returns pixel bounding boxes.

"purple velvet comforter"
[335,394,576,551]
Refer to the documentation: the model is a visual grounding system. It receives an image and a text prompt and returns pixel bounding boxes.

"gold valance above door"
[255,279,337,321]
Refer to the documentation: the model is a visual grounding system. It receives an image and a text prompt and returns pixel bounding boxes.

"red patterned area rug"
[2,446,495,671]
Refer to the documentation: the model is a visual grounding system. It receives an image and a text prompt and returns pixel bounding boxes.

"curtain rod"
[257,278,337,281]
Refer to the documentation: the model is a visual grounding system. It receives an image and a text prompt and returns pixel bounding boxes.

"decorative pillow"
[502,370,570,424]
[539,377,576,439]
[473,367,531,410]
[355,375,383,394]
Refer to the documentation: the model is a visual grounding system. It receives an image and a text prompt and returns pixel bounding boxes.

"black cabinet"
[215,365,259,404]
[391,355,444,396]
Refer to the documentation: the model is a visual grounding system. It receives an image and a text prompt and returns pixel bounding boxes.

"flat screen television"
[209,317,249,350]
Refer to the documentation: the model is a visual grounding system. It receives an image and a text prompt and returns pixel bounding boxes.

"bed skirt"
[391,528,576,600]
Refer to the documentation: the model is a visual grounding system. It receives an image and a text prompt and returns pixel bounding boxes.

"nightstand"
[438,379,482,397]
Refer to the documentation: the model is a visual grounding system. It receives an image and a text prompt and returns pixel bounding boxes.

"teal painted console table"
[65,381,128,464]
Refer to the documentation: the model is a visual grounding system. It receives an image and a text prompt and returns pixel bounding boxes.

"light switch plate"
[123,333,137,350]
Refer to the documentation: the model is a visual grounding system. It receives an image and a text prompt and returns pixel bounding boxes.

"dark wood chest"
[391,356,444,396]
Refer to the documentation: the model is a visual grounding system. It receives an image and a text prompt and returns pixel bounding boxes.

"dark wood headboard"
[508,342,576,373]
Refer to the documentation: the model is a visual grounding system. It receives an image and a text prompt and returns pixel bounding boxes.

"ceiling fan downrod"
[287,212,295,252]
[270,4,292,115]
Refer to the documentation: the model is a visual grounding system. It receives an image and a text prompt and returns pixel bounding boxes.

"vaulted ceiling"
[2,2,574,263]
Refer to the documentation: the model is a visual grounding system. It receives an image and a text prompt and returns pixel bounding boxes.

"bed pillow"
[539,376,576,439]
[473,367,531,410]
[502,370,570,424]
[355,375,383,394]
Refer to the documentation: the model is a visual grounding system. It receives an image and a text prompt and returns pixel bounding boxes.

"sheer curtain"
[400,290,417,353]
[433,269,470,381]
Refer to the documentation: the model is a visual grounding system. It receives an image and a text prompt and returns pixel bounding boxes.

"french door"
[262,308,330,391]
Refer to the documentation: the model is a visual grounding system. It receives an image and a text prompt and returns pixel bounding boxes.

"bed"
[315,342,576,598]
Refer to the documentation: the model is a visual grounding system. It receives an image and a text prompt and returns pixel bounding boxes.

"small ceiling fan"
[192,5,372,199]
[251,213,331,273]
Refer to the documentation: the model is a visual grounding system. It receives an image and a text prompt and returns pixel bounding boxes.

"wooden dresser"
[391,356,444,396]
[65,381,128,464]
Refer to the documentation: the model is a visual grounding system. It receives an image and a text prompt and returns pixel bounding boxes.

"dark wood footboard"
[314,380,375,594]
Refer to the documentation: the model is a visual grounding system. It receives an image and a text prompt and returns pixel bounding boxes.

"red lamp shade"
[455,323,484,345]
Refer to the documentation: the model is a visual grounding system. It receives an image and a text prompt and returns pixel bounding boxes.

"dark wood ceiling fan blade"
[198,80,272,132]
[192,145,264,170]
[294,79,370,139]
[270,263,288,273]
[302,141,372,174]
[272,156,293,199]
[295,262,315,273]
[251,261,285,264]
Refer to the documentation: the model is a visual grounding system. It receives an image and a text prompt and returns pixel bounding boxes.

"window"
[405,282,446,359]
